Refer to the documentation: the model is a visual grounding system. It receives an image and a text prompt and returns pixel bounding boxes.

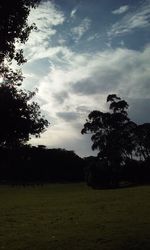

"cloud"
[27,43,150,111]
[108,1,150,37]
[71,18,91,41]
[28,1,65,29]
[71,46,150,99]
[34,45,150,126]
[54,91,69,104]
[19,1,65,60]
[26,46,71,62]
[70,7,78,18]
[112,5,129,15]
[30,122,82,150]
[87,33,100,42]
[128,98,150,124]
[57,111,79,122]
[29,118,97,157]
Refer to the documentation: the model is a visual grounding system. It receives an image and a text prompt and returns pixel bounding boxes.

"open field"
[0,183,150,250]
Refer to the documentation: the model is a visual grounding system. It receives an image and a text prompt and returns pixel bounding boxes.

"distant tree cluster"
[0,146,84,184]
[82,94,150,188]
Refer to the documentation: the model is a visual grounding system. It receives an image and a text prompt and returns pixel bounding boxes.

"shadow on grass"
[91,181,150,190]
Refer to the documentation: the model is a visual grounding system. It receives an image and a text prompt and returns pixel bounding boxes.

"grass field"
[0,183,150,250]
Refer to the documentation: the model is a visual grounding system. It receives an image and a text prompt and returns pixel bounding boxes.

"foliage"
[0,83,49,148]
[84,157,113,188]
[134,123,150,160]
[82,94,150,187]
[0,0,49,149]
[0,147,84,183]
[0,0,40,64]
[82,94,136,169]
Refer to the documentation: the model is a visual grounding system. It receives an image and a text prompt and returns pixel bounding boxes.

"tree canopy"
[82,94,150,187]
[0,0,49,149]
[0,0,40,64]
[82,94,136,168]
[0,82,49,148]
[134,123,150,160]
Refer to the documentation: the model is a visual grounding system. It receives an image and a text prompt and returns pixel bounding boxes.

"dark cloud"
[128,98,150,124]
[72,70,121,95]
[76,105,91,113]
[57,111,79,121]
[54,91,69,104]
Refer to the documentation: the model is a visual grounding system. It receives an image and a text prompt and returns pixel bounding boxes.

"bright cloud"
[112,5,129,15]
[28,1,65,28]
[71,18,91,41]
[70,7,78,18]
[109,1,150,37]
[33,46,149,117]
[20,1,65,60]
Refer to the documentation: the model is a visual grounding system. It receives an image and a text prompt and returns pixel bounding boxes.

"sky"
[19,0,150,157]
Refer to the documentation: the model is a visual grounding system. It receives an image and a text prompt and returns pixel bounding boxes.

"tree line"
[0,146,84,184]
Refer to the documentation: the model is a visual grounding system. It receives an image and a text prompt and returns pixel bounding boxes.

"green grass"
[0,183,150,250]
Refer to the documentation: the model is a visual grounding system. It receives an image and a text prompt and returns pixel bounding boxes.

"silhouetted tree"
[82,94,136,187]
[83,157,112,188]
[0,82,49,148]
[0,0,49,149]
[0,0,40,64]
[134,123,150,160]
